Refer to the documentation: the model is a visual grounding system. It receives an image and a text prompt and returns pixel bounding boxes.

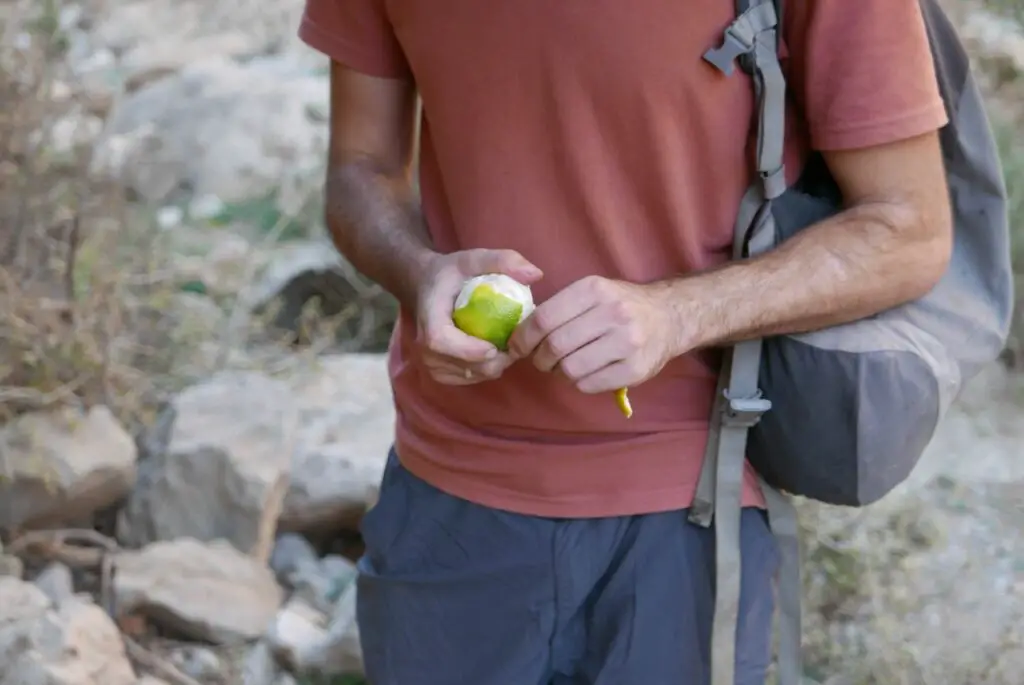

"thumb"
[460,249,543,284]
[421,301,498,363]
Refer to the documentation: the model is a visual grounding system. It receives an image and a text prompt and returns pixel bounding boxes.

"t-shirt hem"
[298,18,411,80]
[811,101,949,151]
[396,442,766,519]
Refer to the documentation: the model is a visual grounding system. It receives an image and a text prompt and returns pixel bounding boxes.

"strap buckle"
[722,390,771,428]
[703,27,755,76]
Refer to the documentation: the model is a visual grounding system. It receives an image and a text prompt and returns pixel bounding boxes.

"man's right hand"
[416,248,543,386]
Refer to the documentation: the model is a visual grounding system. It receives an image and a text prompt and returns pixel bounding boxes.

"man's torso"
[383,1,801,515]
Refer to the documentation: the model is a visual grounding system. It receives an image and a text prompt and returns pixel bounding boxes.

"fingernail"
[486,348,498,359]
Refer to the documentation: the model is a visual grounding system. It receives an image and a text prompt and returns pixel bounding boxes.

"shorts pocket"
[359,449,451,577]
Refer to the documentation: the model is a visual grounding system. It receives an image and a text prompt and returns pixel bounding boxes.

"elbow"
[904,201,953,300]
[326,154,411,213]
[323,161,371,246]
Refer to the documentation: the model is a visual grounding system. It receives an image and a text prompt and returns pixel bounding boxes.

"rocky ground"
[0,0,1022,684]
[0,354,391,685]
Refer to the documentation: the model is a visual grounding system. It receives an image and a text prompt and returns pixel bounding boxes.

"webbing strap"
[696,2,802,684]
[751,37,788,199]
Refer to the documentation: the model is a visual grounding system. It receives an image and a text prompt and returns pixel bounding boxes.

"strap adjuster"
[703,28,755,76]
[722,390,771,428]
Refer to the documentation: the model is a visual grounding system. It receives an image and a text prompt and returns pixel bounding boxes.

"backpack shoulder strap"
[692,2,803,685]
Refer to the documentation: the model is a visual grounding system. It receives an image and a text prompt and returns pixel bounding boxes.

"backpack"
[693,1,1014,683]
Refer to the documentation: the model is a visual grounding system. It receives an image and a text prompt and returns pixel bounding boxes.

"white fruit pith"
[455,274,535,322]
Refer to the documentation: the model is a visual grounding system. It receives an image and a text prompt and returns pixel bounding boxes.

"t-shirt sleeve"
[783,0,949,151]
[298,0,411,79]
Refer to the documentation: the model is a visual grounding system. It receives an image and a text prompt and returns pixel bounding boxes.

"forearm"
[663,200,952,354]
[325,157,437,310]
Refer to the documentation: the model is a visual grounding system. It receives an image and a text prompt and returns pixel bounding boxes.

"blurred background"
[0,1,1021,684]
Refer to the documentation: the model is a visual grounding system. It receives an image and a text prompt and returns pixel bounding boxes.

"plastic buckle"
[722,391,772,428]
[703,28,755,76]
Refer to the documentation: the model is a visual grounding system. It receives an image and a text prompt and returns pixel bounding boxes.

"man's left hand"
[508,276,688,394]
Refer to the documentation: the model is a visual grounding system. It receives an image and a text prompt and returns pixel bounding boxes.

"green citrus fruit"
[452,274,535,351]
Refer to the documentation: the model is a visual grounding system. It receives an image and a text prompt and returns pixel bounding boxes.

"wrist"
[402,247,442,309]
[410,245,441,283]
[655,278,729,356]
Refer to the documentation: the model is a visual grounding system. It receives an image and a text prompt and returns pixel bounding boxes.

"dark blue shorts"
[357,450,779,685]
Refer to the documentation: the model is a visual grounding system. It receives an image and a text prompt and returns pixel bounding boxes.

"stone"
[91,56,329,204]
[239,640,280,685]
[169,645,222,681]
[0,554,23,579]
[265,598,329,673]
[269,533,319,583]
[33,562,75,605]
[0,578,136,685]
[248,240,397,351]
[0,406,137,531]
[279,354,394,533]
[265,586,363,676]
[290,554,358,616]
[118,371,296,561]
[113,538,284,644]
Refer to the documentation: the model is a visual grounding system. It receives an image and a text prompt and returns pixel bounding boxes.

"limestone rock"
[113,538,284,644]
[0,578,137,685]
[280,354,394,533]
[0,406,137,531]
[118,371,296,561]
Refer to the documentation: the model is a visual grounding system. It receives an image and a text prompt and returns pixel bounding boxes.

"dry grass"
[0,1,374,431]
[0,4,177,428]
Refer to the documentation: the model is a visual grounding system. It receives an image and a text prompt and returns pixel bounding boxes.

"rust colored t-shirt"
[299,1,948,518]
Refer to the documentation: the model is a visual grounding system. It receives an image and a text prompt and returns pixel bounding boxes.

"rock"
[269,533,319,583]
[292,558,357,617]
[305,582,363,676]
[321,554,357,579]
[266,586,362,676]
[118,371,297,561]
[155,205,184,230]
[0,554,23,579]
[0,578,136,685]
[290,554,358,615]
[248,241,397,351]
[121,32,265,91]
[0,405,137,531]
[269,534,357,614]
[169,645,222,681]
[247,239,399,352]
[265,598,330,673]
[249,240,349,314]
[84,0,313,69]
[33,562,75,605]
[240,640,280,685]
[113,538,283,644]
[280,354,395,533]
[91,56,329,204]
[136,678,172,685]
[67,0,322,112]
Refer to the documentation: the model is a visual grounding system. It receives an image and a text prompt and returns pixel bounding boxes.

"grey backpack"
[694,1,1014,683]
